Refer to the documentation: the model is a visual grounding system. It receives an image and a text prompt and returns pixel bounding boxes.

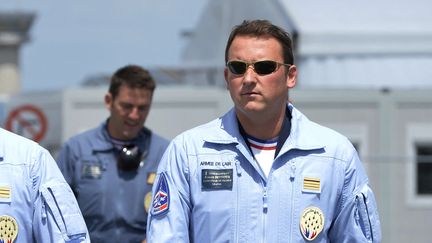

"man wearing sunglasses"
[147,19,382,242]
[57,65,169,243]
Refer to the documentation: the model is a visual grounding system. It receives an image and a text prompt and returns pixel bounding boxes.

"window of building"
[406,123,432,207]
[416,145,432,195]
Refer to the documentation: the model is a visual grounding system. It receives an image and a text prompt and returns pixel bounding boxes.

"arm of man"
[329,147,382,243]
[32,147,90,242]
[56,142,76,187]
[147,139,192,242]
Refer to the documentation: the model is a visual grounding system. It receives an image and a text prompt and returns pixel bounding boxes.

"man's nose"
[243,65,257,85]
[128,107,140,119]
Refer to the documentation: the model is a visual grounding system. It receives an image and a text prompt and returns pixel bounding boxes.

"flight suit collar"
[91,121,115,152]
[279,104,326,154]
[91,120,152,155]
[203,104,326,152]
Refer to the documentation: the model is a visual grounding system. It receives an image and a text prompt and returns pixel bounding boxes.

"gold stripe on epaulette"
[0,186,11,198]
[303,177,320,191]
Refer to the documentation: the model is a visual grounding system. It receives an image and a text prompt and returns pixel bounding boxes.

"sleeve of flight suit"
[329,145,382,243]
[32,146,90,243]
[147,136,192,242]
[56,141,76,187]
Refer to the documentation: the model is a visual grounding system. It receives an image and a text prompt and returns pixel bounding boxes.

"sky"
[0,0,208,92]
[2,0,431,92]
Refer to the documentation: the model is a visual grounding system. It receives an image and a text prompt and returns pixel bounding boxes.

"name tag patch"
[81,163,102,179]
[201,169,233,191]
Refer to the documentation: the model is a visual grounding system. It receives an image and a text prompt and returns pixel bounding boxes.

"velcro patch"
[0,215,18,242]
[151,172,170,216]
[147,172,156,185]
[201,169,233,191]
[0,186,11,199]
[81,164,102,179]
[300,207,325,241]
[303,177,321,193]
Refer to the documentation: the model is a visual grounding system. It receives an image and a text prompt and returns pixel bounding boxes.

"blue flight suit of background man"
[57,64,169,242]
[0,128,90,242]
[57,122,168,242]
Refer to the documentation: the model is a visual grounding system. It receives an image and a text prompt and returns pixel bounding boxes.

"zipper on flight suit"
[262,183,268,243]
[235,161,242,242]
[262,163,269,243]
[289,162,296,242]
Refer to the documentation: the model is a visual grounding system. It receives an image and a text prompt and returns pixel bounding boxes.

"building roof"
[179,0,432,89]
[280,0,432,56]
[0,11,36,45]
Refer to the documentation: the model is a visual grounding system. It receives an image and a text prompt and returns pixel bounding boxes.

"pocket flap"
[40,182,87,240]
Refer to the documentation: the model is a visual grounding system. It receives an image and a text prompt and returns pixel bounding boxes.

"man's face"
[224,35,296,120]
[105,84,153,140]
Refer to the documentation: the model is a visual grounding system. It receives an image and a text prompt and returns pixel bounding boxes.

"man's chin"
[122,130,140,140]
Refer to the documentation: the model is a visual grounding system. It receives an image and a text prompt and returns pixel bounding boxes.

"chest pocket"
[191,154,238,242]
[76,157,106,218]
[80,157,104,180]
[197,155,236,192]
[40,182,87,241]
[0,165,25,204]
[0,167,11,204]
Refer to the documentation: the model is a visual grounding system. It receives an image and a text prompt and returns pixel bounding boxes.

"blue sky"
[0,0,207,92]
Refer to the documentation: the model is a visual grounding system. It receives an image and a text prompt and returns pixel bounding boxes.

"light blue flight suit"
[0,128,89,243]
[57,121,169,243]
[147,104,382,243]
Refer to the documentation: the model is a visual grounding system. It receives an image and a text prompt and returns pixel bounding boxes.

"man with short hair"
[57,64,169,242]
[147,20,382,242]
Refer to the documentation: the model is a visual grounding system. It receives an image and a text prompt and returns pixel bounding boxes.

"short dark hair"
[109,64,156,99]
[224,19,294,65]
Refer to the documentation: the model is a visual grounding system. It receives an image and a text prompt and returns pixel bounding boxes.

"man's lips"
[241,91,259,96]
[124,122,140,128]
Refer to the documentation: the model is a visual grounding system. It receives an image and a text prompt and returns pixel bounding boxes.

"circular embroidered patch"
[0,215,18,242]
[300,207,324,241]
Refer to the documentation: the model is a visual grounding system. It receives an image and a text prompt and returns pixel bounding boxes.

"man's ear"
[287,65,297,89]
[104,93,113,110]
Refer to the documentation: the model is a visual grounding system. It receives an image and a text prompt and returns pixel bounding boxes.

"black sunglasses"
[226,60,291,75]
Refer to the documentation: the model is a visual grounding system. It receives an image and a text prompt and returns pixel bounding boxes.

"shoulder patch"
[151,172,170,216]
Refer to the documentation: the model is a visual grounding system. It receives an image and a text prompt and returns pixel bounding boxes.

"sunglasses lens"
[254,61,277,75]
[227,61,279,75]
[228,61,247,75]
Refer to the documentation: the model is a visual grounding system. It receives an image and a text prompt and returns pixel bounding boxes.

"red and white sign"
[5,104,48,142]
